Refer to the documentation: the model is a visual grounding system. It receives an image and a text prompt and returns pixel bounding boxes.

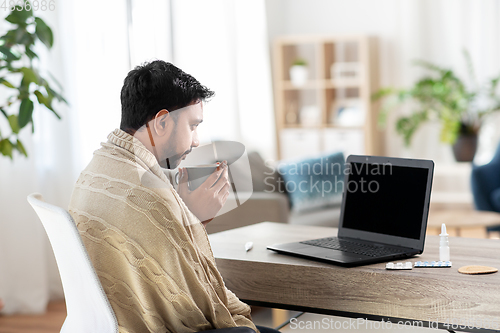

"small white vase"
[289,65,308,86]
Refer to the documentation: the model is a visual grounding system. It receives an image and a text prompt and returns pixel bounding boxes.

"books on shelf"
[330,62,361,81]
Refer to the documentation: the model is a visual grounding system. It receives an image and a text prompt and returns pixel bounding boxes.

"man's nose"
[192,131,200,148]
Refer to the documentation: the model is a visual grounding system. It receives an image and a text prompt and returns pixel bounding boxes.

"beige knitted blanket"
[69,129,258,333]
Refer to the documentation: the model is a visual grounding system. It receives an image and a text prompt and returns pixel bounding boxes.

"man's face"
[155,102,203,169]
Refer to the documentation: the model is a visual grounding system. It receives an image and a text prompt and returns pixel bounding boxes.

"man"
[69,61,276,333]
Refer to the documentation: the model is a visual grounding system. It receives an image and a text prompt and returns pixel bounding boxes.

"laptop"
[267,155,434,267]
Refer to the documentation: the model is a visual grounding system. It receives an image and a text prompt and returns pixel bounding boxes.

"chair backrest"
[27,193,118,333]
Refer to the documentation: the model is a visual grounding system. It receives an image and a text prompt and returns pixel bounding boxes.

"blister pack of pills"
[414,261,452,268]
[385,262,413,270]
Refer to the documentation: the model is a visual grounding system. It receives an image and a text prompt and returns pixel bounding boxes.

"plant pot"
[289,65,308,86]
[452,133,478,162]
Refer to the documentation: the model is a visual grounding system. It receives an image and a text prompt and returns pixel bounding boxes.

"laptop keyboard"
[300,237,406,257]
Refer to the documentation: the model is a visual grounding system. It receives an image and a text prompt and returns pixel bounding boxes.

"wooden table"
[210,222,500,332]
[428,209,500,238]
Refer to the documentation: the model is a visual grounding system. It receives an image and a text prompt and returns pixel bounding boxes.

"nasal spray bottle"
[439,223,450,261]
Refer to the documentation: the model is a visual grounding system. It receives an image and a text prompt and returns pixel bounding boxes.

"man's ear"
[153,109,170,136]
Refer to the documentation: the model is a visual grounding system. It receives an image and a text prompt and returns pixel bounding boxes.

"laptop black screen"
[342,162,429,240]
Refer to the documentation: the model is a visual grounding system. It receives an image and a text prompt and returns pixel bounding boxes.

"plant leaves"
[396,111,428,146]
[15,139,27,157]
[47,71,63,90]
[33,89,46,103]
[18,31,35,47]
[0,78,15,88]
[371,87,396,101]
[0,6,67,161]
[463,49,477,89]
[5,8,32,26]
[25,46,38,60]
[0,139,13,159]
[18,98,34,128]
[413,59,449,75]
[15,27,27,44]
[0,31,15,45]
[34,89,54,111]
[38,88,61,118]
[489,74,500,99]
[5,14,22,25]
[20,66,39,85]
[7,114,20,134]
[48,106,61,119]
[45,83,67,104]
[0,45,21,61]
[35,17,53,48]
[440,118,461,144]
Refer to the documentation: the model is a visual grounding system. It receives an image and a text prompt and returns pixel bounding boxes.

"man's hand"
[177,161,230,226]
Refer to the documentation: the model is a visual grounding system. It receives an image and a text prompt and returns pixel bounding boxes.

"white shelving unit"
[272,35,382,160]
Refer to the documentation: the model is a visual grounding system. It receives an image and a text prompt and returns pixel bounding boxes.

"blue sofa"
[471,143,500,231]
[205,151,345,234]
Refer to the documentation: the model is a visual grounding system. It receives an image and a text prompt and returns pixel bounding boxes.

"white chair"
[27,193,119,333]
[28,193,258,333]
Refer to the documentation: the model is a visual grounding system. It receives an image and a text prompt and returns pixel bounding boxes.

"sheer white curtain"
[0,0,132,314]
[0,8,72,314]
[0,0,194,314]
[171,0,276,160]
[129,0,173,67]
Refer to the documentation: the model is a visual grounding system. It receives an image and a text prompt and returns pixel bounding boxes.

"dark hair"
[120,60,214,132]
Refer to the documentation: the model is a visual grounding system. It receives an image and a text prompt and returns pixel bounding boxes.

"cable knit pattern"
[69,129,257,333]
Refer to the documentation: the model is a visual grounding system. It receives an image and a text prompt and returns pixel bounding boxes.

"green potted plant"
[289,58,308,87]
[373,51,500,161]
[0,2,66,159]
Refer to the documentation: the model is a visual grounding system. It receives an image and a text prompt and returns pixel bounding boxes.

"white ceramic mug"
[175,164,219,190]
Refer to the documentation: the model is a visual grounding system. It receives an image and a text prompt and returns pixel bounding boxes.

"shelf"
[273,35,381,160]
[280,79,363,90]
[283,124,325,129]
[282,124,364,130]
[324,125,364,130]
[324,79,362,88]
[282,81,321,90]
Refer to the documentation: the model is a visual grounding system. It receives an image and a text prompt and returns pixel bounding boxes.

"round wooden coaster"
[458,265,498,275]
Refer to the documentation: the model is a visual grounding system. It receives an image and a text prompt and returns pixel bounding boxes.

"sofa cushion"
[247,151,281,192]
[277,151,345,213]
